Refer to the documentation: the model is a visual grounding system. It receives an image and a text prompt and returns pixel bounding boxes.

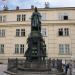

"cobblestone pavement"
[0,64,8,75]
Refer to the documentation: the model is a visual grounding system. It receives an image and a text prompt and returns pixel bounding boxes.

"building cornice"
[0,20,75,27]
[0,7,75,13]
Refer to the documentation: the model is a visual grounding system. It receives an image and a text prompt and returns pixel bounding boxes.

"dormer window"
[63,16,68,20]
[0,16,6,22]
[17,14,26,21]
[0,16,2,22]
[41,13,46,20]
[58,13,69,20]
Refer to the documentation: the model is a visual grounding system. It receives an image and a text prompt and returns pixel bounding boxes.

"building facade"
[0,7,75,63]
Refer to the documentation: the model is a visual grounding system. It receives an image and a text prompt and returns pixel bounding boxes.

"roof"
[0,7,75,13]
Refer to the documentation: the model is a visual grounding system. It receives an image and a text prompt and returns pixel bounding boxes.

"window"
[0,44,4,54]
[64,28,69,36]
[65,44,70,54]
[3,16,6,22]
[0,16,2,22]
[17,15,21,21]
[21,29,25,36]
[41,13,46,20]
[20,44,24,54]
[15,44,19,54]
[41,28,46,36]
[59,44,70,55]
[0,29,5,37]
[58,28,69,36]
[22,14,26,21]
[17,14,26,21]
[59,44,64,54]
[0,16,6,22]
[2,30,5,37]
[58,28,63,36]
[58,13,69,20]
[16,29,20,37]
[16,29,25,37]
[63,16,68,20]
[15,44,24,54]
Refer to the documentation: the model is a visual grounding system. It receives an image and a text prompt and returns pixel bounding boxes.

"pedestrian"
[65,63,69,74]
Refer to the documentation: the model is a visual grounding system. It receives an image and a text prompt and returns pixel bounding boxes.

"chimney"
[16,6,19,10]
[31,5,34,9]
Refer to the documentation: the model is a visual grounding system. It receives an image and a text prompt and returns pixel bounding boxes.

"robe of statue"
[31,7,41,31]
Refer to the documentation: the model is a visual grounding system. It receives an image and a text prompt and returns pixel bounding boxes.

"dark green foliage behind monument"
[24,7,46,62]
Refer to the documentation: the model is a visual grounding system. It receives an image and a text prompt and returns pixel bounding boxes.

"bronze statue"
[25,7,46,62]
[31,7,41,31]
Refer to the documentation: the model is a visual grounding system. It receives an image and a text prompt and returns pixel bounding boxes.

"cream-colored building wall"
[0,25,30,58]
[42,24,72,59]
[54,25,71,59]
[0,8,75,62]
[70,25,75,59]
[0,24,74,61]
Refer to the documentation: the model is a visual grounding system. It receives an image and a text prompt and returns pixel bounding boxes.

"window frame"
[59,44,70,55]
[41,28,47,37]
[17,14,26,21]
[15,44,24,54]
[0,44,4,54]
[41,13,46,21]
[0,16,2,22]
[0,29,5,37]
[16,29,25,37]
[63,15,68,20]
[21,29,25,37]
[17,15,21,21]
[15,44,19,54]
[58,28,69,37]
[58,13,69,20]
[22,14,26,21]
[16,29,20,37]
[20,44,24,54]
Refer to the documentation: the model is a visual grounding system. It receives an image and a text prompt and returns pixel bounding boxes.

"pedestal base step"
[18,66,51,72]
[4,70,16,75]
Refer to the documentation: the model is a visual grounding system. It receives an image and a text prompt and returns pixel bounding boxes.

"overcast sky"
[0,0,75,10]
